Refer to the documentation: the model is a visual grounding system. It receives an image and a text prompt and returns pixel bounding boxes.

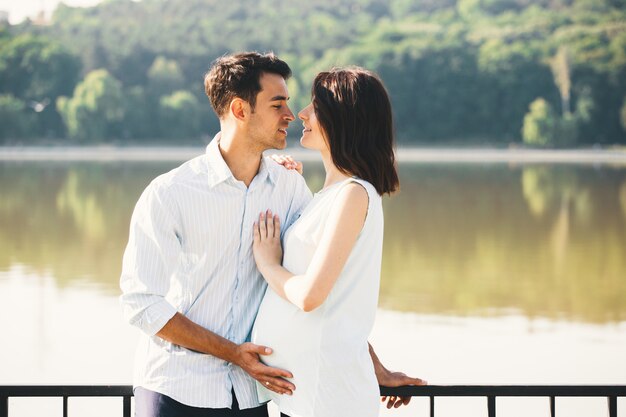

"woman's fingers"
[256,211,281,240]
[266,210,274,238]
[273,214,280,238]
[253,222,259,243]
[259,212,267,238]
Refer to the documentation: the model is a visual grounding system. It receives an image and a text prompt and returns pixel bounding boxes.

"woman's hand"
[270,154,303,175]
[253,210,283,273]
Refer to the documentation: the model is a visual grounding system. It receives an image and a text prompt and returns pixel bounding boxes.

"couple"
[120,52,426,417]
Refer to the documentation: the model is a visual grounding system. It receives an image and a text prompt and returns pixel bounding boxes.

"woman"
[251,67,399,417]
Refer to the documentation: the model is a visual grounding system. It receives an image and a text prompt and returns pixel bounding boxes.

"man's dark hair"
[204,52,292,118]
[312,67,399,195]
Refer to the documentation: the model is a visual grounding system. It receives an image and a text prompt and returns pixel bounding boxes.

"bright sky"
[0,0,103,24]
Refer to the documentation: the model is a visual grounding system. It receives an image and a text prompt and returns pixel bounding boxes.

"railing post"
[608,396,617,417]
[63,396,68,417]
[430,396,434,417]
[550,396,555,417]
[0,395,7,417]
[487,396,496,417]
[123,395,131,417]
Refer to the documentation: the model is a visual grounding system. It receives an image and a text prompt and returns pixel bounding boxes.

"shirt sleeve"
[119,180,181,336]
[283,172,313,232]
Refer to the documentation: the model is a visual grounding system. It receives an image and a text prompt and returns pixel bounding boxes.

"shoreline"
[1,145,626,164]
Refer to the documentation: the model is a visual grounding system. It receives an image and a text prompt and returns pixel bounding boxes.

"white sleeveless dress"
[251,177,383,417]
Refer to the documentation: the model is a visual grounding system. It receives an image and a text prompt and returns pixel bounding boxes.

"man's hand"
[378,369,427,409]
[232,342,295,396]
[270,154,303,175]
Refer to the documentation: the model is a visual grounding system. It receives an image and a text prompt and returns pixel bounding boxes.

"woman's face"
[298,102,327,151]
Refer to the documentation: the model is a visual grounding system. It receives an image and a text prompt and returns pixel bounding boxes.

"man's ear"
[230,98,249,121]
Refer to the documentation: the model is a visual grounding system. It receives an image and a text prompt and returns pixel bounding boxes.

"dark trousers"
[134,387,269,417]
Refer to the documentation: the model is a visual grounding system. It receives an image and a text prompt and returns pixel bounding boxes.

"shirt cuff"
[140,300,178,336]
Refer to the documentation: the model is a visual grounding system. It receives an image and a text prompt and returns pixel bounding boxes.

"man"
[120,52,424,417]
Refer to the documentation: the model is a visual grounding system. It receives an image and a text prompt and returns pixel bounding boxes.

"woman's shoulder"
[343,178,381,203]
[332,178,381,221]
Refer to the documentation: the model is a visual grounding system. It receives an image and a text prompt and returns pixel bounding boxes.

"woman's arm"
[253,182,368,312]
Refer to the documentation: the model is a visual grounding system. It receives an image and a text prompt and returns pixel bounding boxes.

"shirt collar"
[205,132,277,188]
[205,133,233,188]
[258,155,278,186]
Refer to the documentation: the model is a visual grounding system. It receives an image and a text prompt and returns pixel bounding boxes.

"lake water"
[1,151,626,417]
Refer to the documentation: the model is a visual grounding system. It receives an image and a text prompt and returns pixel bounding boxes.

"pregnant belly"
[251,290,323,371]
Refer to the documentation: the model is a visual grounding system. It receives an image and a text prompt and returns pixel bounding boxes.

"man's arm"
[156,313,294,395]
[120,182,294,395]
[369,343,428,409]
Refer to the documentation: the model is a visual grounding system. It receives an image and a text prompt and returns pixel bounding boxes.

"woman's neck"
[321,151,351,189]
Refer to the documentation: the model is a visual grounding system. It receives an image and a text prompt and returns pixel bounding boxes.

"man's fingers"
[260,363,293,379]
[244,343,272,356]
[266,376,295,392]
[263,378,294,395]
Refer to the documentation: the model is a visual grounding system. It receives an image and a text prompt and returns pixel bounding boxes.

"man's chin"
[272,137,288,150]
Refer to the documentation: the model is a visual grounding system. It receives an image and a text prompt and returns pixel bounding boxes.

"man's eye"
[273,105,282,109]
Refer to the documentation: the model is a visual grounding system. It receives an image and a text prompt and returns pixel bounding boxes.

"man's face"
[246,72,295,151]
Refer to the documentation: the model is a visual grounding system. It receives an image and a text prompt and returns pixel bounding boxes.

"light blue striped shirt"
[120,136,312,409]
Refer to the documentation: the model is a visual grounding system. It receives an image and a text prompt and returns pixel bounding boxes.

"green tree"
[0,94,35,141]
[158,90,204,139]
[0,34,81,138]
[550,46,572,116]
[122,86,152,140]
[147,56,185,98]
[523,98,558,146]
[56,70,125,142]
[5,0,625,144]
[0,34,80,101]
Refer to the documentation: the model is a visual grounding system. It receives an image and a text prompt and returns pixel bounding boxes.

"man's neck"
[218,130,263,187]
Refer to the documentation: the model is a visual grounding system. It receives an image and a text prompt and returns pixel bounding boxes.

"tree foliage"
[1,0,625,145]
[57,69,125,142]
[523,98,558,146]
[0,94,35,140]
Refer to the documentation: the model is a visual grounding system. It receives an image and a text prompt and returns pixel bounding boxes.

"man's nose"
[284,106,295,122]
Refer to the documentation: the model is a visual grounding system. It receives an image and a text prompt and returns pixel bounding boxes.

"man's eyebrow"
[269,95,289,101]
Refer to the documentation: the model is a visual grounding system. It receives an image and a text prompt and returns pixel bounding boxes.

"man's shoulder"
[148,154,207,193]
[263,155,306,186]
[152,155,206,188]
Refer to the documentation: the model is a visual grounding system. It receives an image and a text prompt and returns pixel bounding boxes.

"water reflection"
[0,161,179,291]
[1,161,625,323]
[378,164,626,323]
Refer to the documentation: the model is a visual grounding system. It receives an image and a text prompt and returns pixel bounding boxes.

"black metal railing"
[380,385,626,417]
[0,385,133,417]
[1,385,624,417]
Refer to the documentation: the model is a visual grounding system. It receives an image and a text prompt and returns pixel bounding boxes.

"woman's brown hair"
[312,67,399,195]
